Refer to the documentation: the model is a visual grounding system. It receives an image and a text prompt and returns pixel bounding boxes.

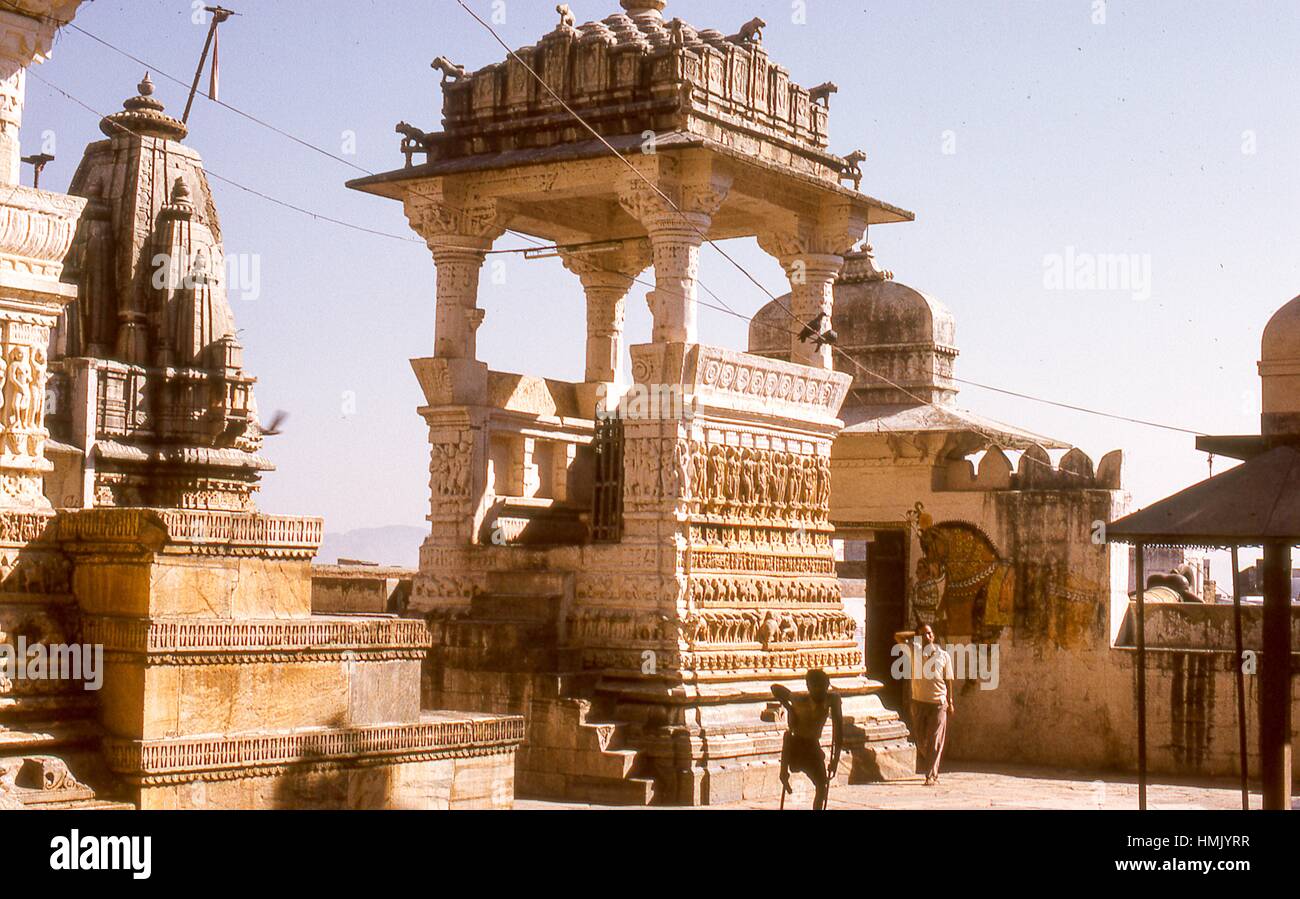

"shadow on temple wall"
[270,714,394,811]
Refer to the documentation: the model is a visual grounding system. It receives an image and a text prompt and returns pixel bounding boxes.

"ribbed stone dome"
[749,248,959,407]
[1260,294,1300,437]
[1262,295,1300,363]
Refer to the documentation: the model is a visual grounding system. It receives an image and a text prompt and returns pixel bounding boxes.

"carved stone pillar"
[0,60,24,188]
[759,203,868,370]
[618,173,729,346]
[0,3,82,187]
[0,186,84,509]
[580,270,630,383]
[405,191,505,360]
[781,252,844,369]
[560,239,651,394]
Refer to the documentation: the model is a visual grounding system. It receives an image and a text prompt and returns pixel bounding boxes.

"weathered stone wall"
[311,564,414,615]
[830,439,1300,782]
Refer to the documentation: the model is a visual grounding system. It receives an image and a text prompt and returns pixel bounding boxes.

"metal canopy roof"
[1107,444,1300,546]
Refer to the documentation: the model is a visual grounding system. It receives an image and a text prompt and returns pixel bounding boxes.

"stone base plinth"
[107,713,524,810]
[57,508,323,619]
[49,507,524,809]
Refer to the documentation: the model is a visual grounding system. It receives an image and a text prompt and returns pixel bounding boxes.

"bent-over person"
[770,668,843,810]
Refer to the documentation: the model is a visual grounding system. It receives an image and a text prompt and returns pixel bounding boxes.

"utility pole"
[182,6,239,125]
[20,153,54,190]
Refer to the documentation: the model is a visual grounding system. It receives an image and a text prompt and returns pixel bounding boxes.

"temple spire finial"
[138,72,154,97]
[620,0,666,16]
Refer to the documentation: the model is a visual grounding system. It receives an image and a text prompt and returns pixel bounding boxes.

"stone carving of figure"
[27,348,47,432]
[754,450,770,518]
[3,347,30,454]
[453,439,472,495]
[674,440,691,503]
[758,611,779,648]
[724,446,741,510]
[740,448,756,512]
[708,444,726,511]
[786,453,802,509]
[816,456,832,518]
[803,458,818,518]
[689,442,706,510]
[772,453,789,517]
[0,351,7,445]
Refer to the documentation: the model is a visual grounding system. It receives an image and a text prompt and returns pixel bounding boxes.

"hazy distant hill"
[315,526,425,568]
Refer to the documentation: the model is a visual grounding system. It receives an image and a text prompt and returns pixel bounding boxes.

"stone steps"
[564,773,657,806]
[518,694,659,805]
[0,719,101,752]
[0,693,99,718]
[24,798,136,811]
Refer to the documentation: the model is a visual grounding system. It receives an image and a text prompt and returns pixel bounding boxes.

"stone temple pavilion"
[350,0,920,803]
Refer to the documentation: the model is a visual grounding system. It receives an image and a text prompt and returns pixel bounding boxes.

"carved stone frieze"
[679,608,856,648]
[688,575,840,606]
[428,431,474,517]
[103,716,526,783]
[690,344,851,419]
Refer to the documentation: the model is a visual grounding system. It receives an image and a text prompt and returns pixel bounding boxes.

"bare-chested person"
[770,668,843,810]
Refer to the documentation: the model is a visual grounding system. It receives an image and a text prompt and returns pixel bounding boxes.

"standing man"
[771,668,843,810]
[894,624,955,786]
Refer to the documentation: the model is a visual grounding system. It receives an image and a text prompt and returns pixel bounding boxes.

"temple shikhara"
[0,0,1292,812]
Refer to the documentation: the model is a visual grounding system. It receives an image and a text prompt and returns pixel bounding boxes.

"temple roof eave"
[840,402,1071,452]
[346,131,914,226]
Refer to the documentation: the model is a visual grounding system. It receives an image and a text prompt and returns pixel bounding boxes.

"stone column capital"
[757,201,868,264]
[559,238,652,285]
[616,171,731,235]
[404,189,508,246]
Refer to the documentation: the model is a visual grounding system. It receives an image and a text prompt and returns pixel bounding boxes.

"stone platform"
[50,508,524,810]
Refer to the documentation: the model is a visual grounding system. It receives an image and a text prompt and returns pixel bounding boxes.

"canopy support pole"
[1261,541,1293,810]
[1135,542,1147,811]
[1231,545,1249,810]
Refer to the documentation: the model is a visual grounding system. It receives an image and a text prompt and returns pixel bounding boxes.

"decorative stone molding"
[683,646,862,673]
[687,344,851,421]
[686,548,835,575]
[688,575,840,606]
[0,185,84,278]
[103,715,526,783]
[82,616,433,663]
[679,607,857,647]
[56,508,323,559]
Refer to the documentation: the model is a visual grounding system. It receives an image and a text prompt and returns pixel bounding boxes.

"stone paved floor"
[516,763,1290,810]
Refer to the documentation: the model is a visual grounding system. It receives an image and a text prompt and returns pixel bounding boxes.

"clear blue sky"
[24,0,1300,535]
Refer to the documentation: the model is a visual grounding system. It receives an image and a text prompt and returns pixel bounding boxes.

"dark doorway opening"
[866,530,909,713]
